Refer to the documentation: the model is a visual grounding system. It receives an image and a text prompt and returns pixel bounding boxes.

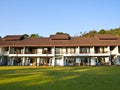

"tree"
[23,34,29,38]
[56,32,70,36]
[80,27,120,37]
[30,34,39,38]
[56,32,65,34]
[98,29,106,34]
[81,30,97,37]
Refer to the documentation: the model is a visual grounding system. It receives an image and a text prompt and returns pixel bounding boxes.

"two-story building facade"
[0,34,120,66]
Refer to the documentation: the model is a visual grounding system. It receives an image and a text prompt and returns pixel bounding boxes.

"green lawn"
[0,66,120,90]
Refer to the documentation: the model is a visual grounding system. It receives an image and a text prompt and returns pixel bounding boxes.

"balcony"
[95,51,109,54]
[42,50,52,54]
[3,51,9,55]
[10,51,23,54]
[25,51,37,54]
[80,51,90,54]
[24,48,37,54]
[66,51,76,54]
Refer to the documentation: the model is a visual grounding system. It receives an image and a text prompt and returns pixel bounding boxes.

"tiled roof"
[95,34,118,40]
[0,34,120,47]
[50,34,70,40]
[3,35,23,41]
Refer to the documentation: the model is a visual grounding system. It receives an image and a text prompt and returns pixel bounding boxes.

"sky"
[0,0,120,37]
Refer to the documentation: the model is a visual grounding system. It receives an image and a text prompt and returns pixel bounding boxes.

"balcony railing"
[10,51,23,54]
[80,51,90,54]
[66,52,76,54]
[3,51,9,54]
[42,51,52,54]
[95,51,109,54]
[25,51,37,54]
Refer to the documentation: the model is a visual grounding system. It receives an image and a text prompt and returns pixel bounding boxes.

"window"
[55,48,60,54]
[80,47,90,53]
[43,47,52,54]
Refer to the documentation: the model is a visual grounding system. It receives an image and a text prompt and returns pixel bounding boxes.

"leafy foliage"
[82,30,97,37]
[56,32,69,35]
[81,27,120,37]
[98,29,106,34]
[23,34,29,38]
[30,33,40,38]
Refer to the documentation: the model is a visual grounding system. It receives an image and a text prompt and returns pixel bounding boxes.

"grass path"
[0,66,120,90]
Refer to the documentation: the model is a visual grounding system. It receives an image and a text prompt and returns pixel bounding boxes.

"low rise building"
[0,34,120,66]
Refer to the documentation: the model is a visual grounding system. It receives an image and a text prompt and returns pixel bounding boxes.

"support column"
[0,56,2,65]
[37,58,40,66]
[79,58,81,66]
[76,57,81,66]
[22,57,25,66]
[78,46,80,54]
[9,57,14,66]
[22,47,25,54]
[52,57,55,66]
[60,56,64,66]
[91,57,96,65]
[25,57,29,66]
[91,46,95,54]
[87,58,90,66]
[8,46,10,54]
[11,58,14,65]
[64,57,67,66]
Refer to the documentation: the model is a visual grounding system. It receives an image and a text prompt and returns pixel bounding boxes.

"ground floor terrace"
[0,55,120,66]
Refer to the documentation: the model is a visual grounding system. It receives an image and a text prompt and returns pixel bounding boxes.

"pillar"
[22,57,25,66]
[60,56,64,66]
[37,58,40,66]
[52,57,55,66]
[91,57,96,65]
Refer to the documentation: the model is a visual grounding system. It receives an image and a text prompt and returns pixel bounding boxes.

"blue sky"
[0,0,120,37]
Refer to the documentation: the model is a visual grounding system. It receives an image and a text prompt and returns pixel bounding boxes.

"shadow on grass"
[0,66,120,90]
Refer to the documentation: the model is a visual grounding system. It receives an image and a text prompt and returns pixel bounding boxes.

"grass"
[0,66,120,90]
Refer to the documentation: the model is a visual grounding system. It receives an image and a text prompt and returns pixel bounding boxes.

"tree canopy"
[56,32,69,35]
[80,27,120,37]
[30,34,40,38]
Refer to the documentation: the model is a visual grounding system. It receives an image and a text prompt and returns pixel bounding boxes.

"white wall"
[37,48,42,54]
[51,47,55,55]
[90,47,94,54]
[104,46,109,53]
[105,57,109,62]
[37,58,40,66]
[112,46,118,54]
[63,48,66,54]
[51,57,55,66]
[55,57,64,66]
[76,47,79,54]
